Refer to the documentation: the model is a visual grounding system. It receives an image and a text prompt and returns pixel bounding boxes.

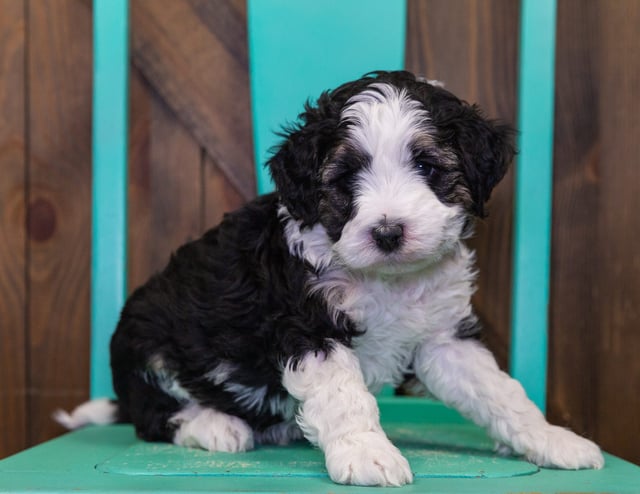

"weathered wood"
[26,0,92,446]
[405,0,519,369]
[593,1,640,465]
[0,0,27,459]
[131,0,255,200]
[128,69,203,290]
[202,154,246,230]
[550,0,640,464]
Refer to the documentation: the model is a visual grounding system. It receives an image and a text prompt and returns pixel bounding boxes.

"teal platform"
[3,399,639,493]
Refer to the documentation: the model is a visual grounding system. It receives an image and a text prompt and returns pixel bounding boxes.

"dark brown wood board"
[549,0,640,465]
[0,0,28,459]
[25,0,92,447]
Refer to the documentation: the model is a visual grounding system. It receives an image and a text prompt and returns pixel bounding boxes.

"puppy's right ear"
[267,93,339,227]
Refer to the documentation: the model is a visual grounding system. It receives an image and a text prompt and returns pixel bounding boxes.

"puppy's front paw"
[524,426,604,470]
[325,432,413,486]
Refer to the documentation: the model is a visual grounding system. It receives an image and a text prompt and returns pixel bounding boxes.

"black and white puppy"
[57,71,604,486]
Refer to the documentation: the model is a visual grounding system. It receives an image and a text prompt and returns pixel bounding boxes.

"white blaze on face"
[333,83,465,273]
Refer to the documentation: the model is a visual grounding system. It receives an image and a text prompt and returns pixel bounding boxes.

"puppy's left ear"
[454,106,516,217]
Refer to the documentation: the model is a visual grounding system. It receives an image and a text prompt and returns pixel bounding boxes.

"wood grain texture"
[405,0,519,369]
[0,0,27,459]
[550,0,640,464]
[202,154,246,230]
[128,66,248,291]
[26,0,92,446]
[128,69,203,290]
[131,0,255,200]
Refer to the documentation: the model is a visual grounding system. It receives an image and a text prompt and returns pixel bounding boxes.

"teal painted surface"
[3,400,640,493]
[93,401,531,480]
[97,424,536,479]
[510,0,557,413]
[90,0,129,399]
[248,0,407,194]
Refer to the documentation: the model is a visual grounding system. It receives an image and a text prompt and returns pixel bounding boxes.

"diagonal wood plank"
[0,0,27,459]
[128,68,203,290]
[131,0,255,200]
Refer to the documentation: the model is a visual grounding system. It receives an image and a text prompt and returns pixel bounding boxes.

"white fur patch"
[204,361,237,385]
[342,83,430,158]
[280,205,335,271]
[223,382,268,412]
[170,404,254,453]
[144,354,192,403]
[282,344,413,486]
[53,398,118,430]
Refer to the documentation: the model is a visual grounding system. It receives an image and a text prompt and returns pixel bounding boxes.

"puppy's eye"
[414,159,438,180]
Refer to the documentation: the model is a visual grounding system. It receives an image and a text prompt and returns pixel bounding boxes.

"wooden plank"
[131,0,255,200]
[550,0,640,465]
[547,0,600,443]
[202,155,246,230]
[405,0,519,369]
[26,0,92,445]
[127,69,203,290]
[0,0,27,459]
[594,1,640,465]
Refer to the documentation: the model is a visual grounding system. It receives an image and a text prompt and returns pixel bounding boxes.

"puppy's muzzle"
[371,222,404,253]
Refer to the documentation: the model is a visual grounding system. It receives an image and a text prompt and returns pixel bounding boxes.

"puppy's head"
[269,71,515,274]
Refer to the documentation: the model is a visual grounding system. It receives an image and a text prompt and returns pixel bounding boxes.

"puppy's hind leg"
[119,372,253,452]
[170,404,255,453]
[414,334,604,470]
[283,343,413,487]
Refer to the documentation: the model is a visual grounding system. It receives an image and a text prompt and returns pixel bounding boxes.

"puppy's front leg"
[414,334,604,470]
[283,343,413,486]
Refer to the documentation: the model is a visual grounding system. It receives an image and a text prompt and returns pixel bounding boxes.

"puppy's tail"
[53,398,120,430]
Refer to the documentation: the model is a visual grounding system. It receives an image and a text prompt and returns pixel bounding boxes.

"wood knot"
[28,197,57,242]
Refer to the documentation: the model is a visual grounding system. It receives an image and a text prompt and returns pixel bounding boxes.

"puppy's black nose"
[372,223,404,253]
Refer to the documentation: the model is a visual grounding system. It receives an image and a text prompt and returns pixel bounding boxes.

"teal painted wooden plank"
[91,0,129,399]
[511,0,558,412]
[248,0,407,194]
[3,417,640,492]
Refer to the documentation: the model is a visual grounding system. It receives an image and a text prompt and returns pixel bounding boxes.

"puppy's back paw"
[325,432,413,486]
[524,426,604,470]
[170,405,254,453]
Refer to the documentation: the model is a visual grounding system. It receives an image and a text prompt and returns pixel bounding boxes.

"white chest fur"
[282,212,477,392]
[311,248,477,392]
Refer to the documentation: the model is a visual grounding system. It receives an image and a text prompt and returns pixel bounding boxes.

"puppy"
[57,71,604,486]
